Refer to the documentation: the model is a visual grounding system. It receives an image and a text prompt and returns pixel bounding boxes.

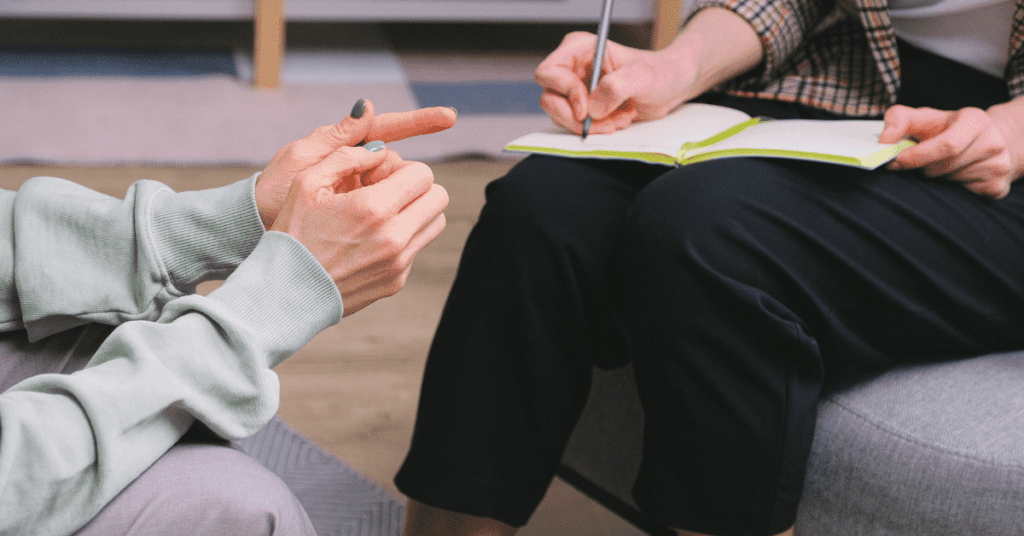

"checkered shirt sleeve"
[1007,0,1024,96]
[691,0,1024,117]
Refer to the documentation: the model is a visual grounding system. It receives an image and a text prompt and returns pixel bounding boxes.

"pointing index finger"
[365,107,458,144]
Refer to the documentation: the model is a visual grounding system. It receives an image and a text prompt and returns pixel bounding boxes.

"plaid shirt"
[694,0,1024,117]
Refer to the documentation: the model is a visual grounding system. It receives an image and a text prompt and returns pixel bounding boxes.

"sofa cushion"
[796,351,1024,535]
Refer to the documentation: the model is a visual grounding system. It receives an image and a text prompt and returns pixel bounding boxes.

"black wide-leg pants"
[396,47,1024,535]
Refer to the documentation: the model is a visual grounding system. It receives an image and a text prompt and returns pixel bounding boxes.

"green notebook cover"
[505,104,914,170]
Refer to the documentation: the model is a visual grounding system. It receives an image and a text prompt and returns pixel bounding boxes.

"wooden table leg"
[652,0,682,50]
[254,0,285,89]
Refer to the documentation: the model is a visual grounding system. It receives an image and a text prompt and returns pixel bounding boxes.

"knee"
[160,444,312,535]
[77,443,313,536]
[624,161,760,254]
[620,159,800,290]
[480,156,630,247]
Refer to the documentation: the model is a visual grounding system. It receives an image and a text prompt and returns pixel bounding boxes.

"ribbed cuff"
[205,231,343,368]
[0,190,19,328]
[149,175,266,292]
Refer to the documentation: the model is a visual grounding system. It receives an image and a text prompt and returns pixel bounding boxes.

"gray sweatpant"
[1,323,316,536]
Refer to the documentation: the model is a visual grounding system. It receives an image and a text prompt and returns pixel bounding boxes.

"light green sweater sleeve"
[0,189,16,327]
[0,178,344,534]
[1,174,266,338]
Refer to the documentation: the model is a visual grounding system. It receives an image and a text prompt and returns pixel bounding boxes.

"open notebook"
[505,103,914,169]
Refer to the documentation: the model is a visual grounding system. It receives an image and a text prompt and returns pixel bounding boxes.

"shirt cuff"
[148,174,266,293]
[204,231,343,368]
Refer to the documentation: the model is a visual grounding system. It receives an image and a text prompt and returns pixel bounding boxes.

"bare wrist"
[988,99,1024,182]
[665,6,764,95]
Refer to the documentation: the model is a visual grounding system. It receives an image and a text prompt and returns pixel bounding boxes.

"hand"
[880,103,1024,199]
[533,5,764,137]
[255,99,457,228]
[534,31,697,135]
[270,145,448,316]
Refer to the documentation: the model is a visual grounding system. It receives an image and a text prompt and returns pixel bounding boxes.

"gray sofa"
[558,351,1024,535]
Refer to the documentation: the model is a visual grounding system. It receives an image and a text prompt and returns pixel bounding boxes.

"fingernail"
[363,140,386,152]
[448,107,458,117]
[350,98,368,119]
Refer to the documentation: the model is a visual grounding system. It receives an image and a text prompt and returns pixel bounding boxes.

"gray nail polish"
[363,140,386,153]
[350,98,367,119]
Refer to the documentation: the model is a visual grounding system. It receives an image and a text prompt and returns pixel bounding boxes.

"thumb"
[880,105,951,143]
[305,98,378,155]
[589,62,649,119]
[879,105,912,143]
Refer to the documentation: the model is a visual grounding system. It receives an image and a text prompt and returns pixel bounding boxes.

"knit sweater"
[0,174,342,535]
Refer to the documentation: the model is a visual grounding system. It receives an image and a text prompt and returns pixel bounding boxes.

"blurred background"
[0,0,683,166]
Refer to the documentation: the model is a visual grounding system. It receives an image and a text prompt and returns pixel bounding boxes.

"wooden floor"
[0,161,645,536]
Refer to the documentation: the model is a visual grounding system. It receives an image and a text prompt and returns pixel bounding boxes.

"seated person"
[0,99,456,535]
[394,2,1024,535]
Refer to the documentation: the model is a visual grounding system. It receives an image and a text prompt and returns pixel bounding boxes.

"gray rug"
[0,76,551,166]
[234,417,405,536]
[0,21,554,166]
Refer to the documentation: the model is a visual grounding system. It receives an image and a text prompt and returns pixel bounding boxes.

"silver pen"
[582,0,615,140]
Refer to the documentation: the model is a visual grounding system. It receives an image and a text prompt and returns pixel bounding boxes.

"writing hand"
[534,31,693,136]
[880,103,1024,199]
[256,99,457,228]
[270,145,448,317]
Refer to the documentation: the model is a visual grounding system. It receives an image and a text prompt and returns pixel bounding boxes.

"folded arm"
[0,231,342,535]
[1,176,265,338]
[0,99,452,535]
[1,98,457,338]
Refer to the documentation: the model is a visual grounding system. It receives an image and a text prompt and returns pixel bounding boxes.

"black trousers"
[395,44,1024,535]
